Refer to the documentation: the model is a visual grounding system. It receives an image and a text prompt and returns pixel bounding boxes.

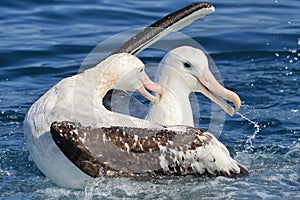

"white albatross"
[99,46,248,186]
[108,3,246,181]
[23,53,163,189]
[147,46,241,126]
[48,45,249,190]
[99,3,248,185]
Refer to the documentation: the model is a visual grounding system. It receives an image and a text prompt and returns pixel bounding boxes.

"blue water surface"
[0,0,299,199]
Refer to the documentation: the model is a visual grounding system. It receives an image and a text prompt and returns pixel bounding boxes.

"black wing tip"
[176,2,215,15]
[237,163,250,176]
[113,2,215,55]
[224,163,249,178]
[190,2,214,8]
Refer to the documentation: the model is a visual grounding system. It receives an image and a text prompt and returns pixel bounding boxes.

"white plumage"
[24,53,163,188]
[147,46,241,126]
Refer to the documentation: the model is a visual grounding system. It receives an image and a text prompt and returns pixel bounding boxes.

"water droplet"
[298,38,300,45]
[236,112,260,151]
[275,53,280,57]
[291,109,298,113]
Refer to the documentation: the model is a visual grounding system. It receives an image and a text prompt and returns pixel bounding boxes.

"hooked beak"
[195,67,241,116]
[138,74,164,104]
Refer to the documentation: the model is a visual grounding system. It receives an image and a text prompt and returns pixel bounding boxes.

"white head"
[158,46,240,115]
[100,53,163,104]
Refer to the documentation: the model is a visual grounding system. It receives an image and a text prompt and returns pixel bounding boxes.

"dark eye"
[140,68,144,72]
[183,62,192,69]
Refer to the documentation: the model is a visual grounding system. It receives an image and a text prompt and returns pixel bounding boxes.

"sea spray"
[236,111,261,151]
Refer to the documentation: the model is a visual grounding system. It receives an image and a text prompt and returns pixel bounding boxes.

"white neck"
[71,62,158,129]
[147,68,194,126]
[73,59,118,107]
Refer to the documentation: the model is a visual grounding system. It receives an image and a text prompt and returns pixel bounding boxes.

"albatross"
[23,53,163,189]
[100,2,248,181]
[106,2,240,126]
[147,46,241,126]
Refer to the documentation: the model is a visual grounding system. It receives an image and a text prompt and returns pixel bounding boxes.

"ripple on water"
[0,0,300,199]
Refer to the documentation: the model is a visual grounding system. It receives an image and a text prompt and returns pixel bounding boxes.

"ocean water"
[1,0,299,199]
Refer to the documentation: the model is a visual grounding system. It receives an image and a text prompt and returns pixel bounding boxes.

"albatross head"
[159,46,241,116]
[106,53,163,104]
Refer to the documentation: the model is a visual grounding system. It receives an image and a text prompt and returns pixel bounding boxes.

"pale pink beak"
[138,74,163,104]
[196,67,241,116]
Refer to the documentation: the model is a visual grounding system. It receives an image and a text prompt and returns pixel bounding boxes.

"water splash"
[236,111,261,151]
